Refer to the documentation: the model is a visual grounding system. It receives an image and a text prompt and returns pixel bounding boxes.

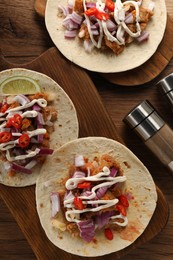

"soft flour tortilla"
[0,68,79,187]
[36,137,157,257]
[45,0,167,73]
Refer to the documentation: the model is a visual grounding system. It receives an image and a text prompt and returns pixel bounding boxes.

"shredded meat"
[74,0,84,15]
[66,223,79,237]
[104,37,125,55]
[132,7,154,23]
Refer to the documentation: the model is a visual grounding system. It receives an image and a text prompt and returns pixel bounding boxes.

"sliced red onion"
[77,219,95,242]
[74,155,85,167]
[36,111,45,125]
[106,19,117,31]
[81,190,92,197]
[136,31,150,42]
[64,29,77,39]
[72,171,86,178]
[38,148,54,155]
[58,4,69,17]
[63,19,79,31]
[64,190,74,201]
[25,159,37,169]
[71,11,83,25]
[13,94,30,106]
[91,29,99,36]
[96,186,108,199]
[33,105,41,111]
[86,2,96,8]
[50,192,60,218]
[68,0,74,9]
[12,163,32,174]
[83,40,94,53]
[95,211,115,229]
[37,134,44,143]
[110,167,118,177]
[125,13,133,24]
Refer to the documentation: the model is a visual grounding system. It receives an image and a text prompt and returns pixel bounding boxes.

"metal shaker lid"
[156,73,173,94]
[156,73,173,107]
[123,100,165,141]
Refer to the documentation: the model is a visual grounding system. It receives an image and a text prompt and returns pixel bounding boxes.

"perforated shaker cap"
[123,100,165,141]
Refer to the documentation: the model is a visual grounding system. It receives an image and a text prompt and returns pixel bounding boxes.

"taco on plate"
[0,68,79,187]
[36,137,157,257]
[45,0,167,73]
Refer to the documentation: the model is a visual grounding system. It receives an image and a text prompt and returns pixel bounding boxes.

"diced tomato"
[95,11,109,21]
[73,197,86,210]
[104,228,113,240]
[85,8,109,21]
[116,204,127,216]
[117,194,129,208]
[18,133,30,148]
[77,181,91,189]
[0,132,12,143]
[106,0,115,12]
[84,7,98,16]
[1,103,9,113]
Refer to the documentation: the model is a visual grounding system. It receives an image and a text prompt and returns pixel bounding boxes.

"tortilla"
[45,0,167,73]
[0,68,79,187]
[36,137,157,257]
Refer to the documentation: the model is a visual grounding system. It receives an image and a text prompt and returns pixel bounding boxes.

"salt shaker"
[123,100,173,173]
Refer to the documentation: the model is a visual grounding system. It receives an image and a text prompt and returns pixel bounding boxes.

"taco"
[36,137,157,257]
[0,68,79,187]
[45,0,167,73]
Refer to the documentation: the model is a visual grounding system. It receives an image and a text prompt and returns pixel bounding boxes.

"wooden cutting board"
[35,0,173,86]
[0,47,169,260]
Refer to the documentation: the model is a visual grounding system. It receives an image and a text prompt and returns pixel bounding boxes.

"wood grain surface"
[0,0,173,260]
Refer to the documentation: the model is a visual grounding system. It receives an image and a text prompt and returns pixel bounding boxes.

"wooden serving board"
[0,47,169,259]
[34,0,173,86]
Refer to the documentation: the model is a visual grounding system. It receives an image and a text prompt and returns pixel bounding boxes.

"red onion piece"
[71,11,83,25]
[33,105,41,111]
[86,2,96,8]
[58,4,69,17]
[96,186,108,199]
[84,40,94,53]
[64,30,78,39]
[13,95,30,106]
[77,219,95,242]
[110,167,118,177]
[74,155,85,167]
[136,31,150,42]
[72,171,86,178]
[36,111,45,125]
[106,19,117,31]
[125,13,133,24]
[12,163,32,174]
[38,148,54,155]
[95,211,115,229]
[50,192,60,218]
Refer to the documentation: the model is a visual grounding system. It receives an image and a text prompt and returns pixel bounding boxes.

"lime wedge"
[0,76,41,95]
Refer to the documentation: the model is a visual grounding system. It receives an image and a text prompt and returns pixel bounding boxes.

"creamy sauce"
[64,166,128,226]
[83,0,141,47]
[0,96,47,161]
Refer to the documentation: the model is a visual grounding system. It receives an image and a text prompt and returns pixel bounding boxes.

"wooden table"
[0,0,173,259]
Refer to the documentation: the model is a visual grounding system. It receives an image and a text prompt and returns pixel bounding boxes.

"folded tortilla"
[0,68,79,187]
[36,137,157,257]
[45,0,167,73]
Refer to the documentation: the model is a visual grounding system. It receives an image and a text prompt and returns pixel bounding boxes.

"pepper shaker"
[156,73,173,108]
[123,100,173,173]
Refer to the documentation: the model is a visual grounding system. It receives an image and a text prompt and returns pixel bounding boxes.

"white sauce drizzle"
[64,166,128,226]
[83,0,142,47]
[0,97,47,161]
